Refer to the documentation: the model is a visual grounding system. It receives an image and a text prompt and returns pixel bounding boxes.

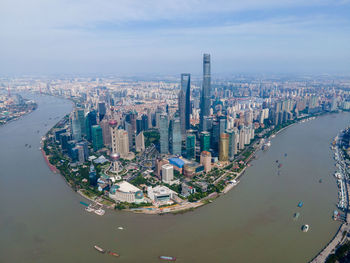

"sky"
[0,0,350,76]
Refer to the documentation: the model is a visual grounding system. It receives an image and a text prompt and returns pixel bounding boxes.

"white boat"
[94,209,105,216]
[118,227,124,230]
[301,224,309,232]
[85,206,94,212]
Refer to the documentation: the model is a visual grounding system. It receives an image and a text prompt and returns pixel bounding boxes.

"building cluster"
[0,93,37,125]
[3,58,350,207]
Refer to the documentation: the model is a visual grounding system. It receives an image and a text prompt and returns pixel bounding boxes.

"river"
[0,93,348,263]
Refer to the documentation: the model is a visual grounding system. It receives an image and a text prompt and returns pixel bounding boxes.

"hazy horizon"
[1,0,350,75]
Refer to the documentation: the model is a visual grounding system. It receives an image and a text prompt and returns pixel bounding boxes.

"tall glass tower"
[159,113,169,154]
[200,54,211,131]
[169,118,182,155]
[179,73,191,137]
[91,125,104,151]
[186,134,196,160]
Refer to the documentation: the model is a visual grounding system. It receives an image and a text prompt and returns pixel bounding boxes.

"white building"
[147,185,177,203]
[109,181,144,203]
[161,164,174,183]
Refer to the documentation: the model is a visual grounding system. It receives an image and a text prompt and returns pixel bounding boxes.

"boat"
[159,256,176,261]
[118,227,124,230]
[298,201,303,208]
[108,251,120,257]
[94,209,105,216]
[94,245,106,253]
[333,210,339,220]
[301,224,309,232]
[293,212,300,220]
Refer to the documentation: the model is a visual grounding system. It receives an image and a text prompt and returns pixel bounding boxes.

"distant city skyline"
[1,0,350,75]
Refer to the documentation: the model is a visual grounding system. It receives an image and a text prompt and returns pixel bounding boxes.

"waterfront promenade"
[310,135,350,263]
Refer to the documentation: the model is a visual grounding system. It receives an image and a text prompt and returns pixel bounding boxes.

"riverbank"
[0,102,37,126]
[310,129,350,263]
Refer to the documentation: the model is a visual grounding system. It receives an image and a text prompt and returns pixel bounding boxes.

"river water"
[0,93,349,263]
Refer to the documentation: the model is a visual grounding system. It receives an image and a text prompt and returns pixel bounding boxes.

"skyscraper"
[77,108,86,136]
[169,118,182,155]
[178,73,191,136]
[200,131,210,152]
[98,102,106,121]
[141,114,149,131]
[100,119,111,147]
[85,110,97,142]
[91,125,103,151]
[200,54,211,131]
[159,113,169,154]
[135,131,145,152]
[219,133,229,162]
[226,128,238,159]
[71,110,82,141]
[186,134,196,160]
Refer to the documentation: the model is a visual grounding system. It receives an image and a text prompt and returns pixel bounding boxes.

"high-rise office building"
[141,114,149,131]
[211,120,220,152]
[98,102,106,121]
[178,73,191,136]
[169,118,182,155]
[226,128,238,158]
[85,110,97,142]
[124,121,133,151]
[118,130,130,157]
[219,133,229,162]
[77,108,86,136]
[91,125,103,151]
[135,131,145,152]
[71,110,82,141]
[136,117,143,135]
[100,119,111,147]
[186,134,196,160]
[126,110,137,132]
[200,131,210,152]
[159,114,169,154]
[239,126,245,150]
[200,54,211,131]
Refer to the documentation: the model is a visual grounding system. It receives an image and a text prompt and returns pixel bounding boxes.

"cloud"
[0,0,349,74]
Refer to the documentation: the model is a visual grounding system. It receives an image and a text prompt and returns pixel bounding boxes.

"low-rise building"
[147,185,177,203]
[109,181,144,203]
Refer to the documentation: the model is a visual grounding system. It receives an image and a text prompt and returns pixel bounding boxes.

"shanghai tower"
[200,53,211,131]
